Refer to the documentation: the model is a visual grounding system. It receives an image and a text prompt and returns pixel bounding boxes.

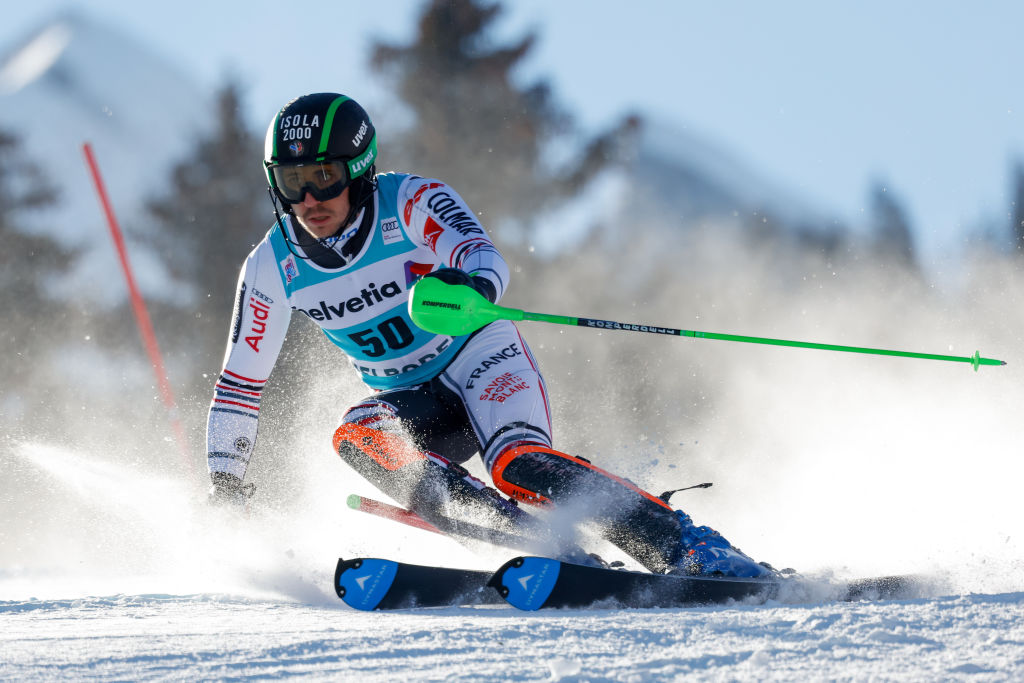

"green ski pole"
[409,277,1006,371]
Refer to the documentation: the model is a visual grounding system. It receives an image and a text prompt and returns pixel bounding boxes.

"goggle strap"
[346,135,378,179]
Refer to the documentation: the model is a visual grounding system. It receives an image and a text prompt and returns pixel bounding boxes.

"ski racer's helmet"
[263,93,378,232]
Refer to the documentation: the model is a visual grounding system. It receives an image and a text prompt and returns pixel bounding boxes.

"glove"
[422,268,497,303]
[208,472,256,507]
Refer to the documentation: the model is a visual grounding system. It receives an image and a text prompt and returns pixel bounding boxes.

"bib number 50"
[348,317,416,357]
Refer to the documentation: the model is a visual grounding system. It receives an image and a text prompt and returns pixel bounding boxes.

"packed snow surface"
[3,442,1023,681]
[4,592,1023,681]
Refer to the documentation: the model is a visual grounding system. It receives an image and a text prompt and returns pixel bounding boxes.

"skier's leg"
[436,323,769,576]
[434,321,555,473]
[489,443,772,577]
[434,321,680,566]
[333,384,526,534]
[489,443,684,572]
[344,321,767,575]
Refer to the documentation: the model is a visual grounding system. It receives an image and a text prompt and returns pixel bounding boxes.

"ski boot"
[672,511,773,578]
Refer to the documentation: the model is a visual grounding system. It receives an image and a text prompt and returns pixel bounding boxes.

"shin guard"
[490,444,684,572]
[333,423,525,535]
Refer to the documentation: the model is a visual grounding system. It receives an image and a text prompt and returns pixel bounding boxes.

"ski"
[488,556,920,611]
[335,555,919,611]
[334,557,502,611]
[489,556,778,610]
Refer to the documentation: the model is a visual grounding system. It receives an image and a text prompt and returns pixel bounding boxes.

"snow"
[3,586,1022,680]
[0,22,71,93]
[3,441,1023,680]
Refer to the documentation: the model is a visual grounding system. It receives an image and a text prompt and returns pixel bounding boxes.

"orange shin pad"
[489,444,674,512]
[333,422,427,472]
[490,443,683,572]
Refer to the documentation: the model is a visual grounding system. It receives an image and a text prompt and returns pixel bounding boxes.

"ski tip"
[346,494,362,510]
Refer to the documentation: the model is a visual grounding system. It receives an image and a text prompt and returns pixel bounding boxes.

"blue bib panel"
[267,173,467,389]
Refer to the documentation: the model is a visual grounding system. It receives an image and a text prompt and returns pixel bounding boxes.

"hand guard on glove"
[422,268,497,303]
[208,472,256,507]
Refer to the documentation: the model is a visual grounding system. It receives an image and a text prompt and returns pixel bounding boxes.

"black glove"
[208,472,256,507]
[422,268,497,303]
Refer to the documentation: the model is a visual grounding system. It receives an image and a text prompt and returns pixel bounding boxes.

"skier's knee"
[332,421,431,509]
[333,421,520,524]
[334,399,420,482]
[333,422,426,473]
[340,398,404,433]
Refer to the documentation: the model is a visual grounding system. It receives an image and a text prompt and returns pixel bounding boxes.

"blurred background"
[2,0,1023,587]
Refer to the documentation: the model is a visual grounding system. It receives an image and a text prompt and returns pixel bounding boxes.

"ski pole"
[408,277,1006,371]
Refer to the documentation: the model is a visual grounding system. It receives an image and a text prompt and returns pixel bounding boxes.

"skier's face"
[292,186,352,239]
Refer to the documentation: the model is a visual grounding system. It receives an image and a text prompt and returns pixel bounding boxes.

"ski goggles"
[268,160,351,204]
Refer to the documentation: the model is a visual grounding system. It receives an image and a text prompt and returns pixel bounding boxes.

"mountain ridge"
[0,11,211,307]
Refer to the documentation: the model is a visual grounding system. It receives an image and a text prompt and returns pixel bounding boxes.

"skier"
[206,92,770,578]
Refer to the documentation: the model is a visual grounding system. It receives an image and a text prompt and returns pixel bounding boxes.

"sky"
[3,1,1024,264]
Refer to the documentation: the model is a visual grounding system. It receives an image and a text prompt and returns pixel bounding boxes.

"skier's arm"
[206,244,290,494]
[402,178,509,302]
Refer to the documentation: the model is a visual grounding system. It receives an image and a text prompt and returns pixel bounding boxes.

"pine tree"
[368,0,656,458]
[370,0,639,230]
[146,80,269,383]
[868,180,917,270]
[0,130,65,296]
[1010,160,1024,256]
[0,128,68,422]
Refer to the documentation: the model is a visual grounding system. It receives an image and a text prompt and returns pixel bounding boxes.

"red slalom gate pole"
[82,142,196,478]
[346,494,443,534]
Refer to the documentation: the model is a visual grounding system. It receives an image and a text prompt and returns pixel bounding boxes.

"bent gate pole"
[82,142,196,477]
